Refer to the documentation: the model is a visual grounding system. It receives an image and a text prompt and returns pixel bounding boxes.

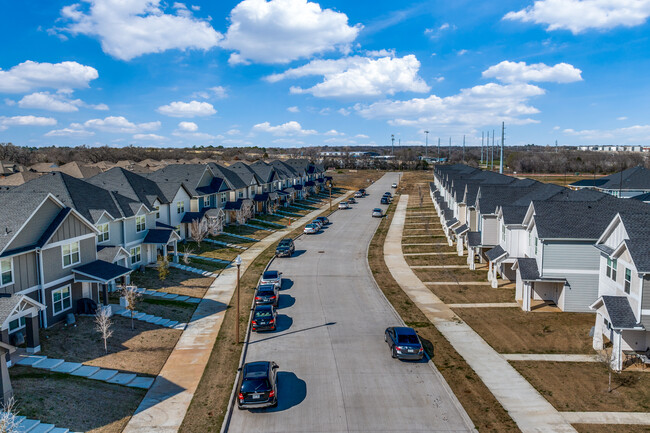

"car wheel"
[391,347,397,359]
[237,405,244,410]
[384,334,387,342]
[271,399,278,408]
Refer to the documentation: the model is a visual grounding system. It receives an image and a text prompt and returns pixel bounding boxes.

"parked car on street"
[391,183,398,188]
[237,361,279,409]
[354,191,363,198]
[359,188,366,195]
[275,238,295,257]
[384,192,392,198]
[311,219,323,229]
[380,196,390,205]
[338,201,349,209]
[372,208,383,218]
[260,270,282,288]
[304,223,319,234]
[315,216,329,225]
[252,304,277,332]
[348,197,356,204]
[384,327,425,360]
[255,284,279,307]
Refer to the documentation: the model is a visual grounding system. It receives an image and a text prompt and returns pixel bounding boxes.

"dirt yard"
[454,308,595,354]
[511,361,650,412]
[41,315,182,376]
[432,284,515,304]
[573,425,650,433]
[11,366,146,433]
[131,267,214,298]
[329,169,386,191]
[413,267,488,282]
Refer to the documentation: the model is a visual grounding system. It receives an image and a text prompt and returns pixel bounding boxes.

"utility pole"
[500,121,504,174]
[462,135,466,162]
[491,129,495,170]
[424,130,429,157]
[481,131,484,166]
[438,137,441,161]
[391,134,395,155]
[235,255,242,343]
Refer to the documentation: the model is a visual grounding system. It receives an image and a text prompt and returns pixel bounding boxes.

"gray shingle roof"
[454,224,469,235]
[143,229,176,245]
[445,218,459,228]
[73,260,132,283]
[485,245,507,262]
[148,164,214,197]
[0,191,54,253]
[97,246,126,263]
[208,163,247,190]
[228,162,260,186]
[467,231,481,247]
[88,167,167,207]
[600,166,650,191]
[516,257,540,280]
[625,239,650,274]
[248,161,276,183]
[601,295,639,329]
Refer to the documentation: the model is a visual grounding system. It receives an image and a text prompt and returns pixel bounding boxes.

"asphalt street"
[226,173,474,433]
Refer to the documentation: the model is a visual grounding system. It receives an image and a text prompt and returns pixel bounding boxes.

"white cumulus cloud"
[133,133,166,140]
[0,115,57,131]
[83,116,161,133]
[503,0,650,33]
[482,61,583,83]
[157,100,216,117]
[564,124,650,142]
[253,120,317,136]
[0,61,98,93]
[221,0,362,64]
[267,55,429,98]
[178,121,198,132]
[58,0,222,60]
[355,83,545,130]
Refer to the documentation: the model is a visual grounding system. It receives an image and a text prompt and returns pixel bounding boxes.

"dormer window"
[0,259,12,286]
[97,223,109,243]
[62,242,80,268]
[136,215,146,233]
[606,258,617,280]
[625,268,631,294]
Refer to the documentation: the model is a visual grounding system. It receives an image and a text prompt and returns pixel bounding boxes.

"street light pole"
[424,130,429,158]
[235,255,242,344]
[329,181,332,211]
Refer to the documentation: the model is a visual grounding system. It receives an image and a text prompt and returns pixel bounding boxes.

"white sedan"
[304,223,319,234]
[338,201,349,209]
[391,183,398,188]
[372,208,383,218]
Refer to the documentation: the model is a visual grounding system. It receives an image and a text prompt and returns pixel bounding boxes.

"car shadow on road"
[273,314,293,332]
[251,371,306,413]
[280,279,294,291]
[290,250,307,258]
[278,294,295,309]
[249,321,336,345]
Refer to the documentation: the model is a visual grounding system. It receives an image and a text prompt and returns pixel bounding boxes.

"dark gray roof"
[454,224,469,235]
[208,163,247,190]
[148,164,215,197]
[143,229,176,245]
[485,245,507,262]
[6,171,138,223]
[599,166,650,191]
[88,167,167,208]
[569,179,609,188]
[445,218,459,228]
[248,161,276,183]
[631,192,650,202]
[467,231,481,247]
[601,295,640,329]
[0,191,54,253]
[270,160,299,179]
[625,239,650,274]
[517,257,540,280]
[73,260,132,283]
[228,162,261,186]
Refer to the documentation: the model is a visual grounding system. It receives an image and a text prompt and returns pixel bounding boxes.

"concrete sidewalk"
[503,354,600,362]
[384,194,577,433]
[560,412,650,424]
[124,192,351,433]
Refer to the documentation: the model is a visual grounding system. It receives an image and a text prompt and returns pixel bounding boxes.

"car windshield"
[263,271,278,279]
[397,334,419,344]
[254,309,273,318]
[279,240,291,245]
[374,208,381,212]
[257,288,274,296]
[241,378,270,392]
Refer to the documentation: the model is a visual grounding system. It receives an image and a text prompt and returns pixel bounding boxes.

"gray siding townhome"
[515,197,649,312]
[569,166,650,199]
[590,212,650,371]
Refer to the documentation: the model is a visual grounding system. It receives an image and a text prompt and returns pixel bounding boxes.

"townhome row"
[0,159,325,358]
[430,164,650,370]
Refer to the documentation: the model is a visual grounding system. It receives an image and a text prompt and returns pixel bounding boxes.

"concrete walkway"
[384,194,577,433]
[169,262,218,278]
[124,191,351,433]
[404,252,457,256]
[425,281,491,285]
[134,287,202,304]
[502,354,600,362]
[448,303,519,308]
[410,265,467,269]
[204,238,247,250]
[560,412,650,424]
[0,412,74,433]
[115,308,186,330]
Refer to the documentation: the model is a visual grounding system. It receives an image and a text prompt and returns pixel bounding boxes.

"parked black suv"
[255,284,279,307]
[237,361,279,409]
[275,238,295,257]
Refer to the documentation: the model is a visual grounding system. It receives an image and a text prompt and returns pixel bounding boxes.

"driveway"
[226,173,474,433]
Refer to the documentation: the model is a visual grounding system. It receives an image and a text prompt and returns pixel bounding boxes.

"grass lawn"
[11,366,146,433]
[432,284,515,304]
[254,213,293,226]
[41,315,182,375]
[405,254,469,266]
[573,425,650,433]
[402,244,449,253]
[211,233,257,245]
[454,308,595,354]
[367,198,518,432]
[329,169,386,191]
[131,267,213,298]
[511,361,650,412]
[223,225,269,240]
[413,267,487,282]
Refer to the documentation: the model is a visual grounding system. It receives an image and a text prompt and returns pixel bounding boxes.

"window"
[534,237,538,255]
[221,193,227,204]
[0,259,12,286]
[136,215,146,233]
[130,246,141,265]
[155,206,160,219]
[8,316,25,334]
[625,268,631,294]
[97,223,109,243]
[607,258,617,280]
[501,224,506,242]
[62,242,80,267]
[177,201,184,214]
[199,197,204,210]
[52,285,72,315]
[238,191,244,198]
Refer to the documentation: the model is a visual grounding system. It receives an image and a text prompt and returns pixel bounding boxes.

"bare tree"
[236,201,254,225]
[189,217,208,248]
[157,255,169,281]
[121,285,142,330]
[0,398,19,433]
[94,307,113,354]
[268,201,279,215]
[206,209,225,236]
[182,245,194,265]
[596,349,618,392]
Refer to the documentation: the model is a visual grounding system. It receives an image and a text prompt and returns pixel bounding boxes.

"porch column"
[593,313,604,351]
[25,314,40,354]
[523,283,531,312]
[0,347,13,404]
[457,237,464,256]
[173,241,179,263]
[488,261,493,282]
[0,330,9,366]
[612,331,623,371]
[102,284,109,306]
[467,248,474,269]
[447,232,453,247]
[491,263,499,288]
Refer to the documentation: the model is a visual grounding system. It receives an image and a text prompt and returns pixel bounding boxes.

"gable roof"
[227,162,262,186]
[0,192,61,254]
[515,257,540,281]
[599,295,640,329]
[88,167,168,208]
[248,161,277,184]
[208,163,247,190]
[599,166,650,191]
[147,164,216,197]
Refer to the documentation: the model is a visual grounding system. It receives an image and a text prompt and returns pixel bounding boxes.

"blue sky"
[1,0,649,149]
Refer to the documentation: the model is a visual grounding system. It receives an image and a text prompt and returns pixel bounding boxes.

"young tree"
[236,201,254,225]
[206,209,225,236]
[94,306,113,354]
[157,255,169,281]
[596,349,618,393]
[0,398,19,433]
[189,217,208,248]
[182,245,194,265]
[121,285,142,330]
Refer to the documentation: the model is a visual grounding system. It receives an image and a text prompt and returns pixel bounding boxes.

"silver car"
[259,270,282,288]
[304,223,319,234]
[372,208,383,218]
[338,201,349,209]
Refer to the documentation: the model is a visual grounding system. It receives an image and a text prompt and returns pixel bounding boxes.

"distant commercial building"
[577,145,650,152]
